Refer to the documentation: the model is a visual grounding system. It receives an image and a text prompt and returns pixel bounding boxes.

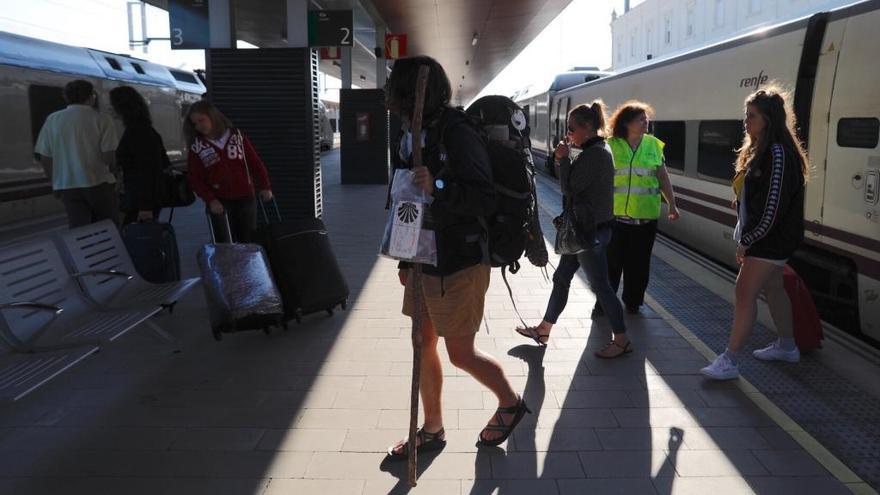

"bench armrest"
[71,270,133,281]
[0,302,63,314]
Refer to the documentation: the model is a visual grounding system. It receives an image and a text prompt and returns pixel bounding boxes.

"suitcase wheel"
[212,327,223,342]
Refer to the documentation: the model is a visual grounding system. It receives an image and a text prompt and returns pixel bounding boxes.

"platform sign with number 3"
[169,0,210,50]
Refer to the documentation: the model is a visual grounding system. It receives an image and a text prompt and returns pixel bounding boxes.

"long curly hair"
[735,86,809,179]
[608,100,654,139]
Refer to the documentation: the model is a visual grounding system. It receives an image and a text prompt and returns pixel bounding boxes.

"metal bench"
[54,220,200,316]
[0,239,162,401]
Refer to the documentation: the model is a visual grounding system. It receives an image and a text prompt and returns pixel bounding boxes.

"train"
[516,0,880,343]
[0,31,206,226]
[0,31,337,229]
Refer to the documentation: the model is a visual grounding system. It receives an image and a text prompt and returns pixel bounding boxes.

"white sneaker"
[700,353,740,380]
[752,341,800,363]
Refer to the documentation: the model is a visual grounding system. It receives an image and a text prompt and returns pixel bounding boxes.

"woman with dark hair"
[515,101,631,358]
[184,100,273,243]
[701,86,808,380]
[110,85,167,225]
[384,56,529,458]
[602,101,680,316]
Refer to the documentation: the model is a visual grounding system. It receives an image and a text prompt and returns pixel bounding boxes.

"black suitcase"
[257,201,349,323]
[122,217,181,283]
[198,213,284,341]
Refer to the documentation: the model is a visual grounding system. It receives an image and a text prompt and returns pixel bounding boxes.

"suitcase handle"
[206,211,235,244]
[258,196,283,224]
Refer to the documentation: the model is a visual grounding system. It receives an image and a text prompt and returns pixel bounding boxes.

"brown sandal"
[595,340,633,359]
[515,326,550,346]
[386,427,446,460]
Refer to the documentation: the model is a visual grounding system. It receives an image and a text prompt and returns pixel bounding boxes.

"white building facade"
[610,0,856,71]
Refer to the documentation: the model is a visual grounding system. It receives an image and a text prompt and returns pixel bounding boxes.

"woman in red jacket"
[184,101,272,243]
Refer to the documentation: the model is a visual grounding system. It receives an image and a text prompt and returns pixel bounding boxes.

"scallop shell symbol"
[397,202,419,224]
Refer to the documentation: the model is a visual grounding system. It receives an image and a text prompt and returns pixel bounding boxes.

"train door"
[801,19,846,228]
[824,11,880,339]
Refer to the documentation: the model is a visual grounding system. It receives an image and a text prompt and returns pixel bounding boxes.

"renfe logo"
[740,70,769,89]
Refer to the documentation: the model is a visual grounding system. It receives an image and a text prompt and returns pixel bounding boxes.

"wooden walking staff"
[407,64,431,487]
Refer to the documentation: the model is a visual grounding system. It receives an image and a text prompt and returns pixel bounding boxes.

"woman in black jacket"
[515,102,630,358]
[701,87,808,380]
[109,86,167,225]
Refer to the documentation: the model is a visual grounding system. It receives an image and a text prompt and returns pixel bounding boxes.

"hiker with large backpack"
[515,102,633,358]
[384,56,530,460]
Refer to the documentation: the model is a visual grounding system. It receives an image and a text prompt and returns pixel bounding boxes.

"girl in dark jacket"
[515,101,631,358]
[109,86,166,225]
[184,100,272,243]
[701,87,808,380]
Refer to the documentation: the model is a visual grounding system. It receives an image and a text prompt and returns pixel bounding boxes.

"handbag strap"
[237,129,256,188]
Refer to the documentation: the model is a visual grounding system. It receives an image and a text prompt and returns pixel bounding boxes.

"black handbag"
[554,199,589,255]
[160,168,195,207]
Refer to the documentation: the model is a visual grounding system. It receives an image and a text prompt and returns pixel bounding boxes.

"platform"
[0,150,875,495]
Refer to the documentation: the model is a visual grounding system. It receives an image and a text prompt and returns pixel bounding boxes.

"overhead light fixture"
[471,32,479,46]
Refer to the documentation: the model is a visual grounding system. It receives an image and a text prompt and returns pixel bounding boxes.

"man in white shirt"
[34,80,120,227]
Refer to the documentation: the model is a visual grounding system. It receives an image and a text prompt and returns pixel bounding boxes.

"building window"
[665,17,672,44]
[698,120,741,182]
[646,25,652,54]
[686,7,695,37]
[714,0,725,27]
[28,85,66,145]
[837,118,880,148]
[630,31,637,57]
[652,121,686,171]
[749,0,761,14]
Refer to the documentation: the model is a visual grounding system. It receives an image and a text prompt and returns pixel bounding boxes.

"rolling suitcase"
[257,200,349,323]
[122,214,181,283]
[198,213,284,341]
[783,264,823,351]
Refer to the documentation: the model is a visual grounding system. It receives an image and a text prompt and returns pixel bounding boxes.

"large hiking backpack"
[464,95,548,273]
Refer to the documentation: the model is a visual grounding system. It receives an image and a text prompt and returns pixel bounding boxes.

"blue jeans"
[543,226,626,334]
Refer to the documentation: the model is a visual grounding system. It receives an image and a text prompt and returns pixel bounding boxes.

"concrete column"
[285,0,308,47]
[209,0,235,48]
[375,27,387,88]
[341,46,352,89]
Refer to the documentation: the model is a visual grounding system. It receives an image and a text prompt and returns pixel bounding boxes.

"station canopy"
[145,0,573,103]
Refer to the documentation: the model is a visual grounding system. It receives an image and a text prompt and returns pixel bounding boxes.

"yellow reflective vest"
[608,135,664,219]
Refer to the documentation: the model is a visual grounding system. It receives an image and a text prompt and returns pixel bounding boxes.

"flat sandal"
[386,427,446,460]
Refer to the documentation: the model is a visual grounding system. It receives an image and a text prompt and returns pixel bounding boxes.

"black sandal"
[386,427,446,460]
[595,340,633,359]
[515,326,550,347]
[477,397,531,447]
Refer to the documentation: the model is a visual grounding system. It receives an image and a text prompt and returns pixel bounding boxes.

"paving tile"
[671,450,768,477]
[678,427,772,450]
[306,452,391,479]
[743,476,850,495]
[595,427,686,451]
[612,408,698,428]
[751,449,831,476]
[464,479,560,495]
[651,477,755,495]
[489,451,584,479]
[257,428,347,452]
[554,390,635,408]
[365,478,461,495]
[295,409,380,429]
[169,427,265,451]
[264,479,364,495]
[511,427,602,452]
[558,478,658,495]
[578,450,676,478]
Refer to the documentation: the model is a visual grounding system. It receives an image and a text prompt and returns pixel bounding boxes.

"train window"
[170,69,198,84]
[105,57,122,71]
[28,85,66,145]
[837,118,879,149]
[697,120,741,182]
[652,121,685,171]
[131,62,145,74]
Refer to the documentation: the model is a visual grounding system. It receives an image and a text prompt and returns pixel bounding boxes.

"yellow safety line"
[644,293,878,495]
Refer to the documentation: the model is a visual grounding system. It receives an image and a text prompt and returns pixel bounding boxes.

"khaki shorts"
[402,264,490,338]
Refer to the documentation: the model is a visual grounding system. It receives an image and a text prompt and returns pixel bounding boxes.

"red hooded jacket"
[187,128,271,203]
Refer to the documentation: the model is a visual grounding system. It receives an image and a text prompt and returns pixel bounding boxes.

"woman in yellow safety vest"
[598,101,680,316]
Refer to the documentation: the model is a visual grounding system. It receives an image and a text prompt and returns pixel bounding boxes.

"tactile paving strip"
[648,257,880,490]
